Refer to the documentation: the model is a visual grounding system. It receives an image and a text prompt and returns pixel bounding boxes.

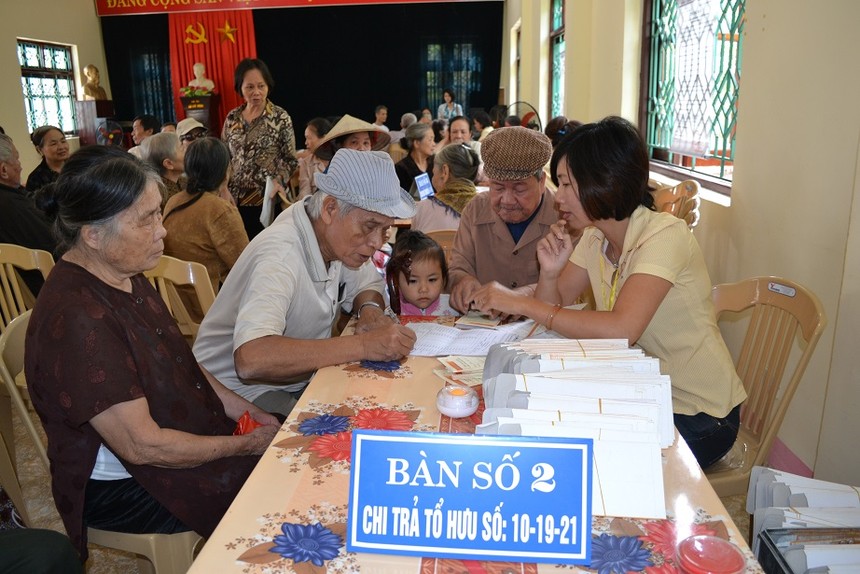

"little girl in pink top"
[386,230,458,317]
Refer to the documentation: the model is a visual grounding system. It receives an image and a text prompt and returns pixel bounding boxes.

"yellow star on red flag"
[217,20,238,44]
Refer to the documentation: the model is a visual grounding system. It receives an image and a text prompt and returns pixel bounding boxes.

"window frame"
[17,38,79,136]
[549,0,565,119]
[638,0,744,196]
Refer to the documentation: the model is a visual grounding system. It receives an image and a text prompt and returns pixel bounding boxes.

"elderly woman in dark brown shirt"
[26,145,278,561]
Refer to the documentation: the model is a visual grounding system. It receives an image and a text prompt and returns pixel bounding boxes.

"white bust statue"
[187,62,215,92]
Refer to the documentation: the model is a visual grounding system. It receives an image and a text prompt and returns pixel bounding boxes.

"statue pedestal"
[180,94,219,131]
[75,100,116,146]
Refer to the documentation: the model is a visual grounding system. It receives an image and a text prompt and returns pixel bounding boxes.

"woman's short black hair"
[473,110,491,129]
[185,137,231,195]
[233,58,275,95]
[550,116,653,221]
[443,88,456,102]
[306,117,332,139]
[35,146,158,253]
[431,119,448,143]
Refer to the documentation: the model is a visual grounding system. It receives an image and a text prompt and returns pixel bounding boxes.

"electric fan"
[505,101,543,132]
[97,120,125,148]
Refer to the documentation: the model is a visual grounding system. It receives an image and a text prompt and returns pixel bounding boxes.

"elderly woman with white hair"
[411,142,479,233]
[140,131,185,210]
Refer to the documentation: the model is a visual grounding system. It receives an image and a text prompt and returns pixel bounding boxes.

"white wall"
[0,0,107,176]
[508,0,860,482]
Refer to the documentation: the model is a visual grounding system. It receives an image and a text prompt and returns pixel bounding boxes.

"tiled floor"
[13,407,752,573]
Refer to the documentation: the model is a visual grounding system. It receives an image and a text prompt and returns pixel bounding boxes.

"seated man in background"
[193,149,417,417]
[0,133,57,295]
[388,112,417,146]
[373,105,390,132]
[448,115,486,183]
[448,127,557,313]
[128,113,159,159]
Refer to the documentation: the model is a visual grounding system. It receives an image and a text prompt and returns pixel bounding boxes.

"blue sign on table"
[348,430,592,564]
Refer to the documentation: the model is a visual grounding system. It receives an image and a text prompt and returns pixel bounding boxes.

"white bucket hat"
[315,149,416,219]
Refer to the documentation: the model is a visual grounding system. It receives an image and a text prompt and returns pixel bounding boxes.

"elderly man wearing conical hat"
[448,126,559,313]
[193,149,416,418]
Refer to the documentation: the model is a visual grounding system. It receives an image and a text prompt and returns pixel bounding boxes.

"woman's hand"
[248,406,280,428]
[245,423,280,455]
[471,281,526,319]
[268,179,286,199]
[537,220,575,279]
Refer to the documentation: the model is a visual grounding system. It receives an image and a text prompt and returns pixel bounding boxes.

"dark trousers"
[238,204,265,240]
[84,478,190,534]
[0,528,83,573]
[674,404,741,469]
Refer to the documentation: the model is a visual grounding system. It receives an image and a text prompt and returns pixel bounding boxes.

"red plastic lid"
[676,535,746,574]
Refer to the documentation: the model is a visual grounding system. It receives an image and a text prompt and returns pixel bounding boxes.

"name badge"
[348,430,592,564]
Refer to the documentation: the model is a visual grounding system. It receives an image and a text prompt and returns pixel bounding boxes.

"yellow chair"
[87,527,203,574]
[388,141,408,164]
[144,255,216,344]
[705,276,826,496]
[651,179,701,229]
[0,243,54,334]
[0,310,49,471]
[425,228,457,267]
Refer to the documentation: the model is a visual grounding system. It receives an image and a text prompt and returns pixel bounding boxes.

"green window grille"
[17,39,78,135]
[549,0,565,119]
[644,0,744,183]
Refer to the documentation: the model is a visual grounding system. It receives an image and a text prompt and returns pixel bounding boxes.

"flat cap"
[481,126,553,181]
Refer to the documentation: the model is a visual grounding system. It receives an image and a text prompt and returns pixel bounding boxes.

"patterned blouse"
[222,100,298,206]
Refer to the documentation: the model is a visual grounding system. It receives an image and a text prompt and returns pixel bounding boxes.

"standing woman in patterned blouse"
[222,58,298,239]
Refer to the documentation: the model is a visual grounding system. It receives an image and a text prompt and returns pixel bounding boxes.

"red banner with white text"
[96,0,483,17]
[168,9,256,130]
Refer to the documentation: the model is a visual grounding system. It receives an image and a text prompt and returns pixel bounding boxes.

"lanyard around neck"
[600,240,621,311]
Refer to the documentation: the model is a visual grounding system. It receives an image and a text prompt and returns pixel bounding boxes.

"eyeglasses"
[180,130,207,142]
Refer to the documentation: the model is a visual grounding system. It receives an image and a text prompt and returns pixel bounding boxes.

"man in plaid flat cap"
[449,126,558,312]
[194,149,417,418]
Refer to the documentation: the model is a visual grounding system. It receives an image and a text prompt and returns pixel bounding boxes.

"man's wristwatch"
[355,301,397,321]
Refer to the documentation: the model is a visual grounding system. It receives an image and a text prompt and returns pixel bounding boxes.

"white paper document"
[408,321,535,356]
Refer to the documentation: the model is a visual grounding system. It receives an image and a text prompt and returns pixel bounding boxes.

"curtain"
[168,10,256,134]
[421,39,483,114]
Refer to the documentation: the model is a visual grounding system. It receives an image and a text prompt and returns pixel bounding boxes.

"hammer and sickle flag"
[184,23,207,44]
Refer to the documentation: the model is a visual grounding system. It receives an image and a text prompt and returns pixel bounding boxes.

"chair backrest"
[0,243,55,334]
[651,179,701,229]
[388,141,409,164]
[143,255,216,342]
[424,229,457,267]
[712,276,826,468]
[0,310,48,471]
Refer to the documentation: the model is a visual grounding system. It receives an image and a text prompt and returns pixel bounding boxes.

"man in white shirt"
[128,114,158,158]
[388,112,417,145]
[373,105,390,132]
[193,149,417,416]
